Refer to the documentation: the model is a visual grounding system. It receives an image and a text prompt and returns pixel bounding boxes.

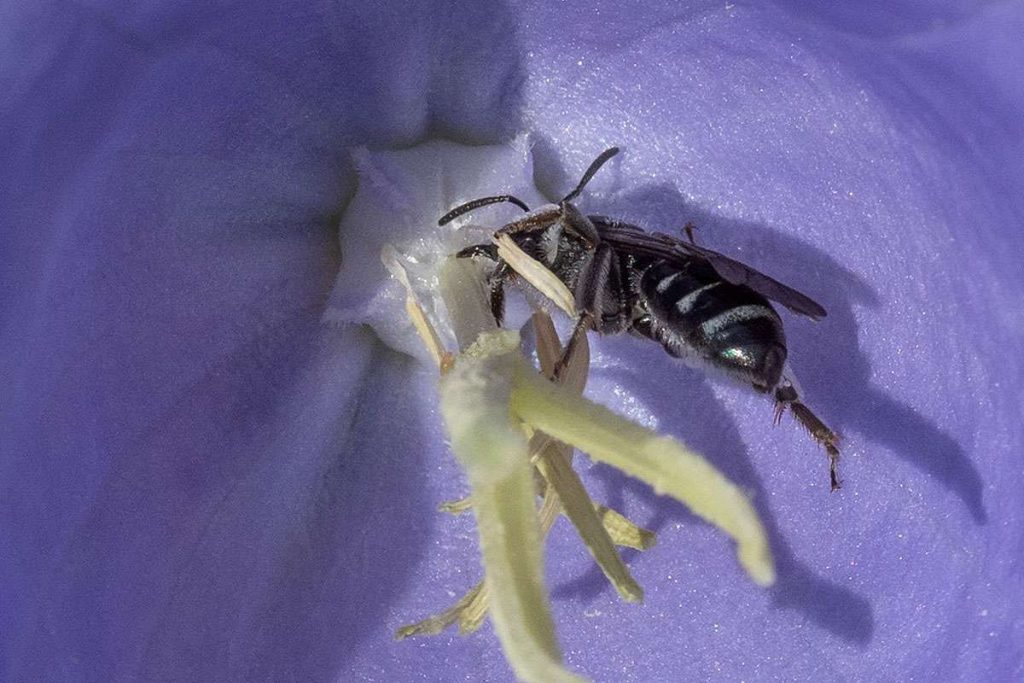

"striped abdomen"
[637,259,787,389]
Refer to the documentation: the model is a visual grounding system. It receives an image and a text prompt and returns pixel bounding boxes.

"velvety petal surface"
[2,1,1021,682]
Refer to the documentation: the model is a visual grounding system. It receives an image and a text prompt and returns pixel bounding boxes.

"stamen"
[387,240,775,681]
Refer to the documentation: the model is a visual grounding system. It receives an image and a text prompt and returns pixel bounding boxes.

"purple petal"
[519,2,1024,679]
[3,1,1022,681]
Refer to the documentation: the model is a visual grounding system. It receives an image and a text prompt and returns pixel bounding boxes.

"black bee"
[442,148,842,489]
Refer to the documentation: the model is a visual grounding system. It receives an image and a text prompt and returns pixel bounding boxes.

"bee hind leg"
[772,377,842,491]
[682,222,698,245]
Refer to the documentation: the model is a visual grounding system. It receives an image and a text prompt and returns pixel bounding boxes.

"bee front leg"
[455,243,499,260]
[456,243,507,326]
[487,262,509,326]
[773,377,842,491]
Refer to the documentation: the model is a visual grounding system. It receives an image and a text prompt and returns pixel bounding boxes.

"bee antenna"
[438,195,530,226]
[560,147,620,204]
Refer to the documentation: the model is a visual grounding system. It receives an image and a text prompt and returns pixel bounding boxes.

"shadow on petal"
[554,357,875,646]
[132,331,439,680]
[591,182,986,523]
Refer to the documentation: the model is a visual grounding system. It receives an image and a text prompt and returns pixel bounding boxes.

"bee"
[442,148,842,489]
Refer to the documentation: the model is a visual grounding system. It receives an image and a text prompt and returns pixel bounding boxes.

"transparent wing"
[591,216,827,320]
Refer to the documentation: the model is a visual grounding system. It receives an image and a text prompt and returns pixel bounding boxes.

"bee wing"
[675,241,827,319]
[592,217,827,320]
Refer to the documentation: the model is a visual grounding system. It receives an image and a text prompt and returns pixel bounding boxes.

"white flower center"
[323,138,546,362]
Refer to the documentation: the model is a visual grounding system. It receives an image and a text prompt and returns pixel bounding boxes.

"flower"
[2,1,1022,681]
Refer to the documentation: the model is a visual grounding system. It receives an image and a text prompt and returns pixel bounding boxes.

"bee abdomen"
[639,261,787,389]
[702,307,786,389]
